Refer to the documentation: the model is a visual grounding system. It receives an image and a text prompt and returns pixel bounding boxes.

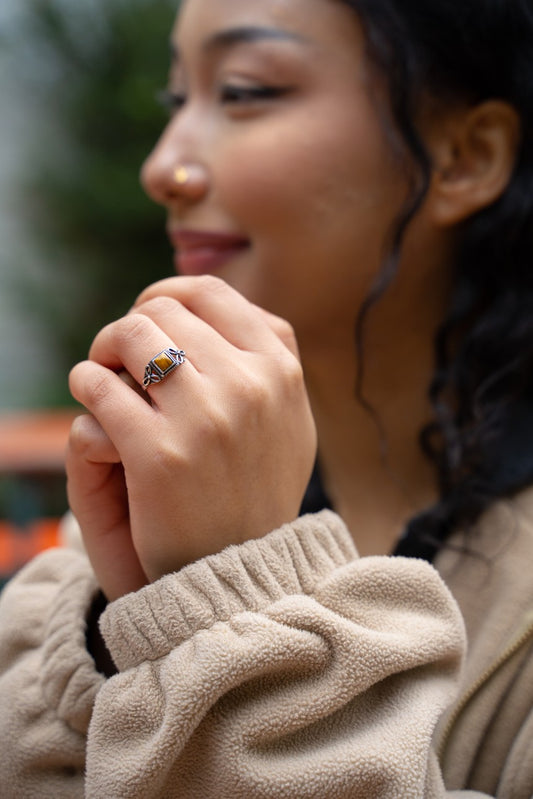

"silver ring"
[142,347,186,389]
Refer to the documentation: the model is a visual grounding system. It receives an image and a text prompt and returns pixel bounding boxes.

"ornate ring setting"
[143,347,186,389]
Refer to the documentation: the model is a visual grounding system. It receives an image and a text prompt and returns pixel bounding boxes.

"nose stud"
[174,165,190,185]
[170,163,208,201]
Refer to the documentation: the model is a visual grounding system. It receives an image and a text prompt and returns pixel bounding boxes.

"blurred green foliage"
[7,0,179,405]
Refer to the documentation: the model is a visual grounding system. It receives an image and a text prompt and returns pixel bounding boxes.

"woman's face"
[142,0,411,342]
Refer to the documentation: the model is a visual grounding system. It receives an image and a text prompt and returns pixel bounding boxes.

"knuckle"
[276,316,297,342]
[136,295,179,318]
[150,438,183,474]
[69,360,93,403]
[135,278,174,306]
[112,313,151,348]
[199,403,232,442]
[283,354,305,388]
[89,320,114,354]
[206,416,233,452]
[244,372,270,405]
[190,404,233,451]
[135,285,155,306]
[230,368,271,417]
[67,415,94,456]
[68,360,85,387]
[84,369,115,408]
[284,326,299,354]
[195,273,228,296]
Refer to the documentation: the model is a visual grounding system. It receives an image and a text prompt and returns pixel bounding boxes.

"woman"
[1,0,532,795]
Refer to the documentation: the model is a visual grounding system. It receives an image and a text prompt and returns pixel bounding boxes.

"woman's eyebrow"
[169,26,312,65]
[203,26,311,53]
[169,26,311,62]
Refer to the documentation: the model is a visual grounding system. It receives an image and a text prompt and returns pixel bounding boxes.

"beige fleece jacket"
[434,488,533,797]
[0,500,530,798]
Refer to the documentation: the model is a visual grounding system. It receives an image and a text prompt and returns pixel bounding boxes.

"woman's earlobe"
[428,100,521,227]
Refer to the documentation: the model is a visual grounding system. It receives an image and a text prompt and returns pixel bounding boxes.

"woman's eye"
[157,88,187,114]
[220,85,288,104]
[155,84,290,116]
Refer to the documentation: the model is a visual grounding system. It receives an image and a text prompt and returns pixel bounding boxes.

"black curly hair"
[341,0,533,559]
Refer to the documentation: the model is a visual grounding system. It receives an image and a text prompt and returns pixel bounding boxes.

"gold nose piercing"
[174,165,189,185]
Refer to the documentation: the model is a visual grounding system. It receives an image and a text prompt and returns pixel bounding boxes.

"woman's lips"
[168,229,251,276]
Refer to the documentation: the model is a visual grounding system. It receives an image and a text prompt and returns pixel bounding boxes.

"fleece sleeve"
[0,511,492,799]
[0,547,104,798]
[85,510,472,799]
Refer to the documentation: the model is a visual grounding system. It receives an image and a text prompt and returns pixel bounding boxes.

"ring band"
[143,347,186,389]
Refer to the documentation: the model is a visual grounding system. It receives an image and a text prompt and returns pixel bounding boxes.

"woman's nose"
[140,136,210,209]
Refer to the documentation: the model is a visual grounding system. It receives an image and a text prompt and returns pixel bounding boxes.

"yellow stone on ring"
[143,347,186,389]
[154,352,174,372]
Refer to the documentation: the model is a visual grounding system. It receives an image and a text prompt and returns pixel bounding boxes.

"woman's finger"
[86,311,197,400]
[66,441,148,601]
[66,411,149,600]
[250,305,301,359]
[133,275,293,355]
[69,360,157,450]
[69,413,121,464]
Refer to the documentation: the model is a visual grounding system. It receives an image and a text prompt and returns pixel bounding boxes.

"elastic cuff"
[102,510,356,672]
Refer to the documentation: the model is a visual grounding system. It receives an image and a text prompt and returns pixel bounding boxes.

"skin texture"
[143,0,409,340]
[68,282,316,598]
[67,0,520,599]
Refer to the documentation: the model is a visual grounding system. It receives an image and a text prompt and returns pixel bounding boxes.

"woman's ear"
[425,100,520,227]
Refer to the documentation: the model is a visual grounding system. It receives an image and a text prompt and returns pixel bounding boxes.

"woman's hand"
[66,276,317,600]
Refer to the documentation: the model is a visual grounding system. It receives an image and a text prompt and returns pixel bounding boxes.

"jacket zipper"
[438,608,533,762]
